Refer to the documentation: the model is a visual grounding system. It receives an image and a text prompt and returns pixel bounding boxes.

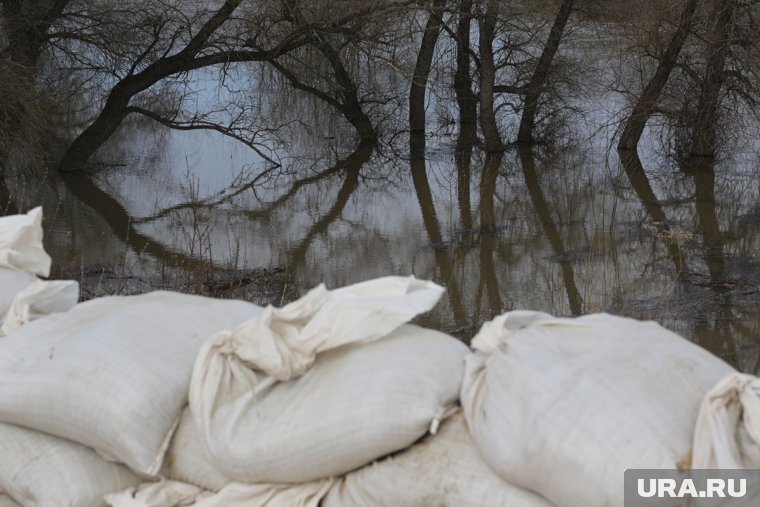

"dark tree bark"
[517,0,575,144]
[454,0,478,231]
[455,138,474,235]
[1,0,71,180]
[689,0,735,158]
[409,0,445,159]
[453,0,476,226]
[1,0,71,67]
[453,0,477,144]
[478,0,501,151]
[618,0,700,152]
[687,155,725,282]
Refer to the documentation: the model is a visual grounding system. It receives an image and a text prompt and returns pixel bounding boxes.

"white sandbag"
[106,479,333,507]
[162,409,230,493]
[0,279,79,336]
[0,207,79,335]
[190,276,463,483]
[0,421,140,507]
[173,324,466,486]
[0,291,263,476]
[0,268,37,319]
[0,207,51,276]
[193,327,464,483]
[461,311,736,507]
[323,410,553,507]
[692,372,760,468]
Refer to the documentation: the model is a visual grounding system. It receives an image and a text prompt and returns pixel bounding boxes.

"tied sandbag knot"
[470,310,555,355]
[0,280,79,337]
[692,372,760,469]
[189,276,447,481]
[0,207,52,277]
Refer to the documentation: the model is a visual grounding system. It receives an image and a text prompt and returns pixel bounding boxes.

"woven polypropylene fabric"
[0,268,36,319]
[0,207,51,277]
[323,411,553,507]
[0,291,263,476]
[461,312,736,507]
[0,422,140,507]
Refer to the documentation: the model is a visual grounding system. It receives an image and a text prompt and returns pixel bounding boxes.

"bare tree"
[409,0,445,159]
[688,0,736,158]
[517,0,575,144]
[477,0,501,151]
[617,0,700,152]
[452,0,477,142]
[56,1,309,171]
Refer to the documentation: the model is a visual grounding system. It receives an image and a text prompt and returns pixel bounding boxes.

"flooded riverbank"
[2,2,759,373]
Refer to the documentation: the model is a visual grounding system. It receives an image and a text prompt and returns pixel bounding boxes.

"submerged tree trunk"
[409,0,445,159]
[517,145,582,314]
[453,0,477,226]
[618,0,700,152]
[517,0,575,144]
[618,149,689,279]
[410,156,468,326]
[689,0,735,158]
[691,156,725,279]
[478,151,503,314]
[455,137,474,235]
[478,0,502,151]
[57,82,134,171]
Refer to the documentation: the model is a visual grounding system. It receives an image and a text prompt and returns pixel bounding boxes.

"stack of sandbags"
[0,272,469,507]
[460,310,760,507]
[0,207,78,335]
[0,208,141,507]
[120,412,555,507]
[111,277,469,506]
[0,291,266,506]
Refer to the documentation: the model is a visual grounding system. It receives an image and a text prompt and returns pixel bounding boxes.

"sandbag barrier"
[0,207,78,336]
[0,207,759,507]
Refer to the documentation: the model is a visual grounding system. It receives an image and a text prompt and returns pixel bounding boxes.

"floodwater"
[4,36,760,374]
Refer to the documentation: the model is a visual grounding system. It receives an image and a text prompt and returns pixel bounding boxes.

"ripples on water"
[5,37,760,374]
